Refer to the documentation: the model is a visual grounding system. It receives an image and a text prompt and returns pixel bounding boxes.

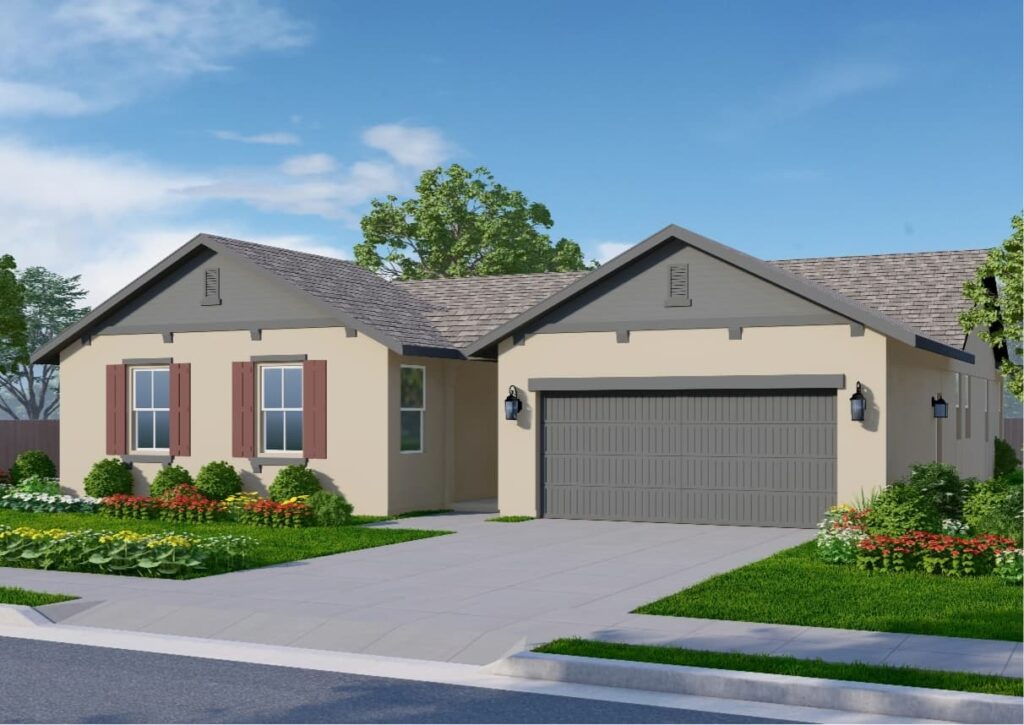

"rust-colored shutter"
[232,361,255,458]
[169,363,191,457]
[303,360,327,459]
[105,364,127,455]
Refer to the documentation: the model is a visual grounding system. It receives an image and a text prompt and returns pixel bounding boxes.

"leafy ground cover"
[636,541,1022,641]
[536,639,1023,697]
[0,509,449,578]
[0,585,77,607]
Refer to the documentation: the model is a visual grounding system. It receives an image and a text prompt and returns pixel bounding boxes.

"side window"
[133,367,170,450]
[400,365,425,453]
[261,365,303,452]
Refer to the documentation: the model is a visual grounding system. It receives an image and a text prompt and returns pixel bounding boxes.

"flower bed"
[236,497,313,528]
[0,491,102,514]
[857,531,1018,577]
[0,524,254,578]
[103,484,226,523]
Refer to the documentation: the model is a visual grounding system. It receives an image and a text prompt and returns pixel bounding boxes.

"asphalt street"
[0,637,790,724]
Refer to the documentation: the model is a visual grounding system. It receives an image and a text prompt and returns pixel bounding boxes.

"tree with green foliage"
[0,255,28,376]
[0,266,89,419]
[355,164,592,280]
[960,214,1023,399]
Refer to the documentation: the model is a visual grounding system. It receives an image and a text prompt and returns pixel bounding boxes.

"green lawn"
[0,585,77,607]
[536,639,1024,697]
[635,541,1022,641]
[0,509,449,578]
[487,516,534,523]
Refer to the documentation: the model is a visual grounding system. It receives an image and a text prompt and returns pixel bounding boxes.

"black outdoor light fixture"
[931,394,949,419]
[504,385,522,421]
[849,381,866,422]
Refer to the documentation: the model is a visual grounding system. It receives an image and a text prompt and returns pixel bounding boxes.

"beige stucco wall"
[59,327,392,514]
[495,324,890,517]
[386,354,497,514]
[886,333,1000,482]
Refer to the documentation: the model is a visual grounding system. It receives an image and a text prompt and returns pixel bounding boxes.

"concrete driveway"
[3,514,813,664]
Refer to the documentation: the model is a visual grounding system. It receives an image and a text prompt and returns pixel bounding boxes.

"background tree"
[0,255,28,375]
[960,214,1023,399]
[355,164,592,279]
[0,266,90,419]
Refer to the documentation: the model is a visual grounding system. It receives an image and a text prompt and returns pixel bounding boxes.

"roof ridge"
[205,233,362,269]
[771,248,990,263]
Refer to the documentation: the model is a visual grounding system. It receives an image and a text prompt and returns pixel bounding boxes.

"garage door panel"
[541,390,836,528]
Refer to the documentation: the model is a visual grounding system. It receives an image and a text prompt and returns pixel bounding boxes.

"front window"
[133,368,169,451]
[261,365,303,452]
[400,365,425,453]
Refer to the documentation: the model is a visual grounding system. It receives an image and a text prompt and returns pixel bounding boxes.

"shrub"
[237,498,313,528]
[14,475,61,495]
[995,548,1023,584]
[816,505,869,564]
[84,458,134,498]
[268,465,322,502]
[0,491,101,514]
[150,465,193,498]
[865,483,943,535]
[194,461,242,500]
[307,490,353,526]
[0,525,254,578]
[994,437,1022,478]
[857,531,1018,577]
[903,462,975,520]
[10,450,56,485]
[964,470,1023,543]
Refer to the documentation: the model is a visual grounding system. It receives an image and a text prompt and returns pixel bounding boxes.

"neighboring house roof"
[395,272,586,351]
[772,249,989,349]
[32,226,989,365]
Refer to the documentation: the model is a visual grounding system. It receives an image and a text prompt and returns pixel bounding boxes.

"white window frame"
[399,364,426,454]
[260,364,304,454]
[132,366,170,452]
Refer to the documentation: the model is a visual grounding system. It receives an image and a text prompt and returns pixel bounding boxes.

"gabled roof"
[462,225,979,362]
[33,226,988,366]
[772,249,988,349]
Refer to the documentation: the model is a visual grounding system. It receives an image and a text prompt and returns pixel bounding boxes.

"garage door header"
[528,374,846,392]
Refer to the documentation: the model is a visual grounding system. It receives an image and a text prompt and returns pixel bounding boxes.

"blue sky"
[1,0,1020,305]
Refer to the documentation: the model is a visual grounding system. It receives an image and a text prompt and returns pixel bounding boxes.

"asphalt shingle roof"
[772,249,989,348]
[210,235,989,355]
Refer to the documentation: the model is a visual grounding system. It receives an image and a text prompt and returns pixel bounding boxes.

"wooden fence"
[0,420,60,473]
[1004,418,1023,456]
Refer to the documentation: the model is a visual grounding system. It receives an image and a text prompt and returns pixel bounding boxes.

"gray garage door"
[541,390,836,528]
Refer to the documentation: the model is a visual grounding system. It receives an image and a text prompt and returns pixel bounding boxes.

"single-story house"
[34,224,1003,527]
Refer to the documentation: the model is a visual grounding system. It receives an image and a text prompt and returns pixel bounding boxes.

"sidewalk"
[589,614,1023,679]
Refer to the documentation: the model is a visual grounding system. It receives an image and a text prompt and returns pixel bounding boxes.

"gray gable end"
[530,239,847,335]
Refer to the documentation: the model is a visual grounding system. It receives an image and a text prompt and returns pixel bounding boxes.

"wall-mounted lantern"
[931,394,948,419]
[849,382,866,422]
[504,386,522,421]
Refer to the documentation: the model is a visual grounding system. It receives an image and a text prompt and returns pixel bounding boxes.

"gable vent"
[665,264,691,307]
[202,268,221,306]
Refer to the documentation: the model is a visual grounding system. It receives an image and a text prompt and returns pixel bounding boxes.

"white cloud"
[184,160,407,220]
[0,79,101,118]
[212,130,301,145]
[362,124,452,168]
[771,61,903,118]
[281,153,336,175]
[595,242,633,264]
[0,0,312,118]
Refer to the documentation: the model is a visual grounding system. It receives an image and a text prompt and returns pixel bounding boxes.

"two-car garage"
[539,387,837,528]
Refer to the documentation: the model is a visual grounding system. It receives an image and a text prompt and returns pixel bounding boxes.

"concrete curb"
[0,604,53,627]
[486,651,1024,724]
